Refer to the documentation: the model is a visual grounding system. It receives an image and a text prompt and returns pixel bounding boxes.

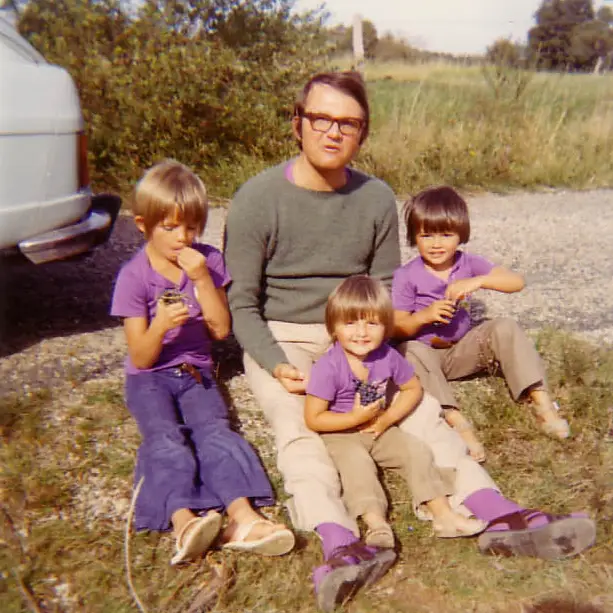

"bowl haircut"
[133,159,208,238]
[325,275,394,340]
[405,185,470,246]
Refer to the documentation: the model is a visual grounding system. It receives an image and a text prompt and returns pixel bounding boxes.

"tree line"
[488,0,613,71]
[321,0,613,72]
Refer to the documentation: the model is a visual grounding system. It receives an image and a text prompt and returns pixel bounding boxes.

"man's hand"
[273,363,307,394]
[154,300,189,332]
[177,247,209,283]
[350,393,384,426]
[422,299,457,325]
[445,277,483,302]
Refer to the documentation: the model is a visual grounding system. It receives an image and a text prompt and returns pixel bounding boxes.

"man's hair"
[133,160,208,238]
[294,71,370,144]
[325,275,394,339]
[404,185,470,246]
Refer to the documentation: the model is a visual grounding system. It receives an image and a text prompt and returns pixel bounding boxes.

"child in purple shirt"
[111,160,294,565]
[392,186,570,462]
[305,275,487,552]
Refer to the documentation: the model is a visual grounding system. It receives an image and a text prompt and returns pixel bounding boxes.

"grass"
[107,59,613,205]
[356,60,613,197]
[1,329,613,612]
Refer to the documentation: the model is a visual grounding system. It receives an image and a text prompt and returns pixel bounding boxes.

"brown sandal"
[478,509,596,559]
[315,543,397,612]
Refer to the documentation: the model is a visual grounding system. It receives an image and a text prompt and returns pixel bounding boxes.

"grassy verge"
[358,61,613,197]
[105,60,613,203]
[1,330,612,612]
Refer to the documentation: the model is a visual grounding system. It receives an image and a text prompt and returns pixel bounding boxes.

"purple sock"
[463,489,523,524]
[315,522,359,561]
[463,488,586,533]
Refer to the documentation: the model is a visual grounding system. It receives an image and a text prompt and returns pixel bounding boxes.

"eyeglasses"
[301,112,364,137]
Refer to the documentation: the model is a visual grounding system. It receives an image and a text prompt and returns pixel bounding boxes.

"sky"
[294,0,611,55]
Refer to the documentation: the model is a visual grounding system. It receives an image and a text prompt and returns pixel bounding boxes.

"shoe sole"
[316,549,397,612]
[171,513,223,566]
[364,528,395,549]
[362,548,397,588]
[434,520,488,538]
[478,516,596,559]
[316,564,367,613]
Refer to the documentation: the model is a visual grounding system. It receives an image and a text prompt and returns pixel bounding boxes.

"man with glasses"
[225,71,400,610]
[225,71,597,610]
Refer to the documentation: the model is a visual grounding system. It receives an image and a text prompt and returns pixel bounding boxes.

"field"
[102,60,613,203]
[1,330,613,612]
[2,60,613,612]
[356,61,613,197]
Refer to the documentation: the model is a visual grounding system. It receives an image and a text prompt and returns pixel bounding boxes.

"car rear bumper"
[17,193,121,264]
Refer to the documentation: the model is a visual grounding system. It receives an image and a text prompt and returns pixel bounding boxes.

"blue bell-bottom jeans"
[125,365,275,531]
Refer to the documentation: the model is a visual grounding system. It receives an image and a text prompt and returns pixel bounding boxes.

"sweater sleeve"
[368,188,401,290]
[225,183,288,374]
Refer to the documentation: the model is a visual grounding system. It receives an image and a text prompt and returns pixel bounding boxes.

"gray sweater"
[225,162,400,374]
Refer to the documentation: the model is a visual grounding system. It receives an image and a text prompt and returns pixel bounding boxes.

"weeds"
[355,61,613,197]
[1,330,612,611]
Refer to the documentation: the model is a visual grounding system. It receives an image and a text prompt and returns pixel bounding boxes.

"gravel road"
[1,188,612,399]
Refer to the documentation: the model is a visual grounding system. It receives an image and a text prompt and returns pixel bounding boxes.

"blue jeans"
[125,366,274,531]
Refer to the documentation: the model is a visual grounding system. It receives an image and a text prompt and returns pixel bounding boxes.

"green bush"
[18,0,328,196]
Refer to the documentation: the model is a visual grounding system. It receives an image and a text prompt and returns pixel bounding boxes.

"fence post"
[352,13,364,74]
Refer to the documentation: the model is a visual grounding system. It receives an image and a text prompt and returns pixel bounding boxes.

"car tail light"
[77,131,90,190]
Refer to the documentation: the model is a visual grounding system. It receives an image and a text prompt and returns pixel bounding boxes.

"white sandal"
[221,519,295,556]
[433,516,487,538]
[171,511,222,566]
[535,401,570,440]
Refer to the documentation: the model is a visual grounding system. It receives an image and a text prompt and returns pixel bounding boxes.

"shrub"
[18,0,328,195]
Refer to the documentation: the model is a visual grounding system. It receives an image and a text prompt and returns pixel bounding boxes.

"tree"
[528,0,613,70]
[596,5,613,24]
[374,32,419,62]
[16,0,329,192]
[486,38,523,68]
[332,18,378,58]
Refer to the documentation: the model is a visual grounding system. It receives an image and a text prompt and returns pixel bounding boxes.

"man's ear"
[134,215,147,235]
[291,115,302,143]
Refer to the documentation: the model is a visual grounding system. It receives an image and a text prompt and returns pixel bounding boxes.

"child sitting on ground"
[111,159,294,565]
[304,275,486,549]
[392,185,569,462]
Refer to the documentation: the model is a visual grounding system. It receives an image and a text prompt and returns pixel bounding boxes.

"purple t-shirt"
[110,243,230,374]
[307,342,415,413]
[392,251,494,345]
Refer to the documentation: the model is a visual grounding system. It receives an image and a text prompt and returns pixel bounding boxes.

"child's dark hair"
[325,275,394,339]
[404,186,470,246]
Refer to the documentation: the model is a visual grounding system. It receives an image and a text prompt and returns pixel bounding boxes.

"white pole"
[352,13,364,73]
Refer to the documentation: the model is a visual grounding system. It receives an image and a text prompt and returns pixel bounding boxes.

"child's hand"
[155,299,189,332]
[361,416,390,439]
[423,299,456,325]
[177,247,209,283]
[273,363,307,394]
[350,393,384,426]
[445,277,483,302]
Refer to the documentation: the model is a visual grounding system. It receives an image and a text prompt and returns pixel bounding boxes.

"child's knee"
[490,317,524,344]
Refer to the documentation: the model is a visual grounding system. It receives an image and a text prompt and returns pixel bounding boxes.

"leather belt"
[430,336,454,350]
[178,363,203,385]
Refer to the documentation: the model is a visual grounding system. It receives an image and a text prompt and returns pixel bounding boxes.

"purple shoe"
[313,542,397,612]
[478,510,596,559]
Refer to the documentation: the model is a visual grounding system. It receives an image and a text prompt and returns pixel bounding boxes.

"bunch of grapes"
[159,289,190,306]
[353,379,386,406]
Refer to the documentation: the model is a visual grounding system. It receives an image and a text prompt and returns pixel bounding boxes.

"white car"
[0,12,119,264]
